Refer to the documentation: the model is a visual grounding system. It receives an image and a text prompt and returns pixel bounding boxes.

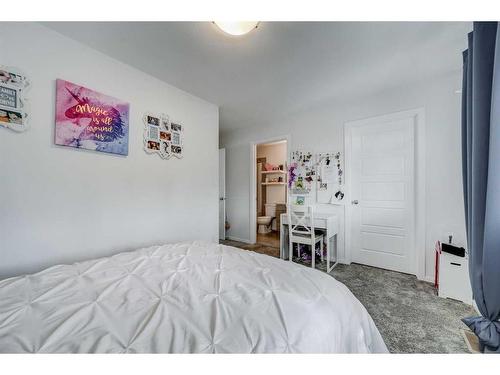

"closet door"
[219,148,226,240]
[348,117,415,274]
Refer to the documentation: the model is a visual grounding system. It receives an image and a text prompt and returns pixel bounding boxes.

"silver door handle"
[351,200,359,205]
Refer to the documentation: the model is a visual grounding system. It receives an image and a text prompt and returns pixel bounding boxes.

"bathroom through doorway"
[254,139,288,249]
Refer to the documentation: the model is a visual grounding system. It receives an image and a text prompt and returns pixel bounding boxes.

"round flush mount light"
[213,22,260,36]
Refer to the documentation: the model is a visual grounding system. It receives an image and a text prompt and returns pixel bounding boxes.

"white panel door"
[350,118,415,274]
[219,148,226,240]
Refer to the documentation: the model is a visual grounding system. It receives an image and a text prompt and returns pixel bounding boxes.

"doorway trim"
[344,108,426,280]
[249,135,291,244]
[219,148,226,241]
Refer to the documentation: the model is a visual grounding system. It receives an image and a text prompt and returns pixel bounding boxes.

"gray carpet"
[312,261,476,353]
[221,239,476,353]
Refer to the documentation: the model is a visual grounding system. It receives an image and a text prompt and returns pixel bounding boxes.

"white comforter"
[0,241,387,353]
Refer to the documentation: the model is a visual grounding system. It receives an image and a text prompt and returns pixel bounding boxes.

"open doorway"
[251,138,288,249]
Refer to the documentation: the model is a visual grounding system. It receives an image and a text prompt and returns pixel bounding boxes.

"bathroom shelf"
[261,170,287,174]
[262,182,286,186]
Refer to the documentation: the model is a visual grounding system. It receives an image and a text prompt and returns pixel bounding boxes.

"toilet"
[257,203,277,234]
[257,216,273,234]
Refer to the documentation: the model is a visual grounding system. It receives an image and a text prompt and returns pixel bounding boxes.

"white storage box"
[438,251,473,305]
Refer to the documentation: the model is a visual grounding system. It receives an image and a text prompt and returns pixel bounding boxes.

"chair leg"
[327,238,330,272]
[311,244,315,269]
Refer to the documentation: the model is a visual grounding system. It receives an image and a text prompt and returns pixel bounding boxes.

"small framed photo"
[172,132,180,145]
[0,108,23,125]
[147,140,160,151]
[295,196,305,205]
[160,131,171,141]
[0,66,30,132]
[162,141,171,154]
[1,71,25,86]
[161,118,170,130]
[171,145,182,154]
[147,115,160,126]
[148,125,159,140]
[171,123,182,132]
[0,86,17,108]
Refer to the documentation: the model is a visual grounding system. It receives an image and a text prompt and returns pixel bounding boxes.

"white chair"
[287,204,324,269]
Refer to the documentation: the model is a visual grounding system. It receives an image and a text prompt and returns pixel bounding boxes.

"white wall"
[0,23,219,279]
[221,71,465,281]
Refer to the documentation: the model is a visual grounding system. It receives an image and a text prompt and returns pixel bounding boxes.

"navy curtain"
[461,21,500,353]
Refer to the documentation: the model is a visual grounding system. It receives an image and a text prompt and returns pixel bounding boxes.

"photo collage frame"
[143,112,184,159]
[0,66,30,132]
[316,151,344,203]
[288,151,314,204]
[288,150,344,205]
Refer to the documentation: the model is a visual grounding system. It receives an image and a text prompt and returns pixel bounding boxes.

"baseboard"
[422,275,434,283]
[226,236,253,244]
[462,329,480,353]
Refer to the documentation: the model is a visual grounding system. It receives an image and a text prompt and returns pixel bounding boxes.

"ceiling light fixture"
[213,22,260,36]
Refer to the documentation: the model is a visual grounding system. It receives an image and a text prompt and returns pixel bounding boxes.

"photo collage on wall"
[316,151,344,203]
[0,66,30,132]
[143,113,183,159]
[288,151,314,204]
[288,150,344,205]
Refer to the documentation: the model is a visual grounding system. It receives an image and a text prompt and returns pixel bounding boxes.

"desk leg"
[326,233,331,270]
[280,223,284,259]
[280,224,291,260]
[327,233,338,273]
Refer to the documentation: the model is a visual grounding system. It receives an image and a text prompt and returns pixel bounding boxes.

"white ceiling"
[44,22,471,132]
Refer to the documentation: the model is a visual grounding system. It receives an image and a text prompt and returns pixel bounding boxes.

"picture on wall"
[55,79,129,156]
[148,125,159,140]
[289,151,313,195]
[147,115,160,126]
[143,113,183,159]
[316,151,344,204]
[0,66,30,132]
[160,131,171,141]
[147,140,160,151]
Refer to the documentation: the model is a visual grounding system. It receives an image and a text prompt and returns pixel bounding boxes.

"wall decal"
[55,79,129,156]
[0,66,30,132]
[143,112,183,159]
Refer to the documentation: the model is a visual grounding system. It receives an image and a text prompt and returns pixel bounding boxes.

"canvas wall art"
[55,79,129,156]
[143,112,183,159]
[0,66,30,132]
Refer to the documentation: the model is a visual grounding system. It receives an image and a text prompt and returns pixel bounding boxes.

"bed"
[0,241,387,353]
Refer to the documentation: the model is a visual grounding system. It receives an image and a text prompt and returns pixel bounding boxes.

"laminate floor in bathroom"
[256,231,280,248]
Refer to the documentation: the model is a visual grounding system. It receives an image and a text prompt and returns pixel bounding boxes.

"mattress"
[0,241,387,353]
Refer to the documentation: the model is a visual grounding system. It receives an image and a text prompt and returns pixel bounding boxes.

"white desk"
[280,213,339,272]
